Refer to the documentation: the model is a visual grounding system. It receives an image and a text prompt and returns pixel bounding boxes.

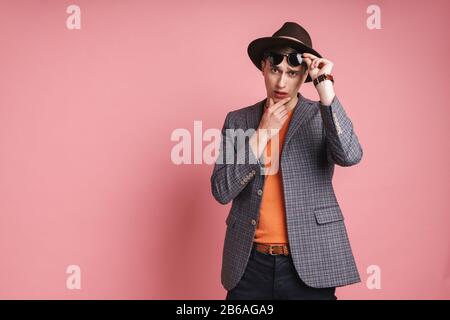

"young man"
[210,22,363,300]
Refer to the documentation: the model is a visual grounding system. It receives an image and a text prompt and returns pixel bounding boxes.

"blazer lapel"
[283,93,316,149]
[246,98,266,131]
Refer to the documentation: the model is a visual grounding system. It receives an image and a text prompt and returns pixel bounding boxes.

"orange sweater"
[254,108,294,245]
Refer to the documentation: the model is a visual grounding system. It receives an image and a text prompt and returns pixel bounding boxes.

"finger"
[312,58,322,69]
[302,52,319,60]
[274,108,288,117]
[269,97,291,112]
[270,96,290,108]
[314,58,332,69]
[315,58,328,68]
[271,104,290,116]
[270,104,288,115]
[279,111,288,120]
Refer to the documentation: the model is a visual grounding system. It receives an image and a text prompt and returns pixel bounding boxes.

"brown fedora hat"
[247,22,322,83]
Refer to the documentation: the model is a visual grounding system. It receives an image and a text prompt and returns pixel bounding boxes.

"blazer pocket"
[225,214,237,228]
[314,206,344,225]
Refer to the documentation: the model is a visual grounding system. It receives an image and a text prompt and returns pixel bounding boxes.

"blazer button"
[257,189,263,196]
[251,219,257,226]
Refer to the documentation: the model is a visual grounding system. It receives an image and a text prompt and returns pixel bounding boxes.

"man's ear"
[261,60,265,74]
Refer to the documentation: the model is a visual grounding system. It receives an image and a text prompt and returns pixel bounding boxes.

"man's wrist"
[313,74,334,87]
[315,79,335,106]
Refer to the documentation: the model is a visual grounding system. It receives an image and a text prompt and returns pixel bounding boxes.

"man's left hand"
[302,52,335,106]
[301,52,333,80]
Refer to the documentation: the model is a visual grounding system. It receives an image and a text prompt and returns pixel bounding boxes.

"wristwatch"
[313,74,334,86]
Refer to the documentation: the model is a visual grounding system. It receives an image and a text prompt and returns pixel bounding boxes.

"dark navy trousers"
[226,245,337,300]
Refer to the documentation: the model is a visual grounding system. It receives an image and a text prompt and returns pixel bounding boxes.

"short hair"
[261,45,307,73]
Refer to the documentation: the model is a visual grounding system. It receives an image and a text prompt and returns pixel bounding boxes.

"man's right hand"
[258,97,291,140]
[248,96,291,165]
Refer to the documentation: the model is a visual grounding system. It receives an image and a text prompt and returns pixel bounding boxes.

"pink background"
[0,0,449,299]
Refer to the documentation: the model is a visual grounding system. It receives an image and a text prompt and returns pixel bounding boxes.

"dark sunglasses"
[263,52,304,67]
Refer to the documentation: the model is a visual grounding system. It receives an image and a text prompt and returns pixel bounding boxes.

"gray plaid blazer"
[210,92,363,290]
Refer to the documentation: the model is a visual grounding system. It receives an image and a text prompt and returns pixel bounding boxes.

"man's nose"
[276,73,287,88]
